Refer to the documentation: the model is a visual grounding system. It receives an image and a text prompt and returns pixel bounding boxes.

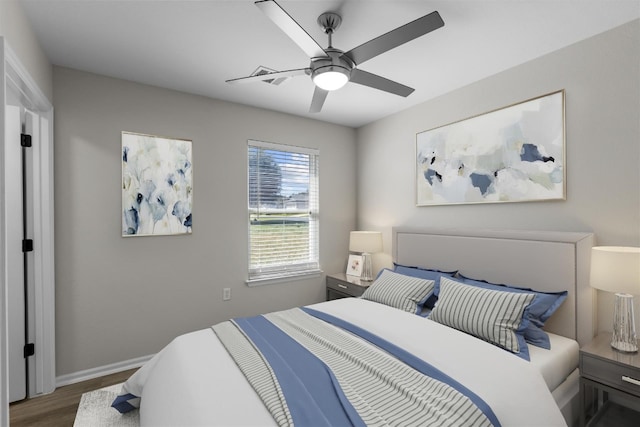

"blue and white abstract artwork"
[416,90,565,206]
[122,132,193,236]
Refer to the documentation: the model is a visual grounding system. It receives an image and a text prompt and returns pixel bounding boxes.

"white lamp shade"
[590,246,640,295]
[349,231,382,254]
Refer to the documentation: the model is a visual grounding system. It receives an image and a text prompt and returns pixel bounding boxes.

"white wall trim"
[56,354,153,388]
[4,44,51,112]
[0,37,9,427]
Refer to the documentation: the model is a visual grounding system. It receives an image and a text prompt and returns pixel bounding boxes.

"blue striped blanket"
[212,307,499,427]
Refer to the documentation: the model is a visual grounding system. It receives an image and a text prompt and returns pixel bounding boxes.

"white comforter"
[122,298,566,426]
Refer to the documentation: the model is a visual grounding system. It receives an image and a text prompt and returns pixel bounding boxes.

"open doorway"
[1,39,55,412]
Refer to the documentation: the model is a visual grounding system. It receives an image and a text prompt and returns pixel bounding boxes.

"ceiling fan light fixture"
[312,65,350,91]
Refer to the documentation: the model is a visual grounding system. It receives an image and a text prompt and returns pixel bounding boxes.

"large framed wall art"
[122,131,193,236]
[416,90,565,206]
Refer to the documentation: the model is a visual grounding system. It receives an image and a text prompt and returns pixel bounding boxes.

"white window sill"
[246,269,323,287]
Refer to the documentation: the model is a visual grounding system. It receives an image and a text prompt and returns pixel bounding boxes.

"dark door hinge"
[21,133,32,148]
[22,239,33,252]
[24,343,35,358]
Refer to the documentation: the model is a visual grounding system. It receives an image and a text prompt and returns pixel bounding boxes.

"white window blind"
[248,140,319,282]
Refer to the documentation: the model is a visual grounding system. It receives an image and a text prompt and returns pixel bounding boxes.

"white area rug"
[74,383,139,427]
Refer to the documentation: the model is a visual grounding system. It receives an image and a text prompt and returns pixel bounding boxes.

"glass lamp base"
[611,293,638,353]
[361,252,373,281]
[611,340,638,353]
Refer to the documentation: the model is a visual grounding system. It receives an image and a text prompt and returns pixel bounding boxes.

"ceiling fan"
[226,0,444,113]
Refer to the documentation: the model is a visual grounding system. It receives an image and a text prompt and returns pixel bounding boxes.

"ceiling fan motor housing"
[310,48,353,86]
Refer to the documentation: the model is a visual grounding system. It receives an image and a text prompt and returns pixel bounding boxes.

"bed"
[113,227,595,426]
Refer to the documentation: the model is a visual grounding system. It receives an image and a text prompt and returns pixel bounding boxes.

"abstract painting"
[122,132,193,236]
[416,90,565,206]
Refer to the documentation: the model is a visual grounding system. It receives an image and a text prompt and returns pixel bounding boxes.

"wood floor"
[9,368,138,427]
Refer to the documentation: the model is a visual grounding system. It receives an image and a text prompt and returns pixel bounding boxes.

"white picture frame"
[122,131,193,236]
[346,254,363,277]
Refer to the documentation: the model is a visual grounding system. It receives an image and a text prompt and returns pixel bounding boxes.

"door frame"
[1,38,55,425]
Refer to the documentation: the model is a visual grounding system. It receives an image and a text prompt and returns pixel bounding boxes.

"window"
[247,140,319,283]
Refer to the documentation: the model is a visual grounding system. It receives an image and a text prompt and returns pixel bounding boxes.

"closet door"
[24,110,41,395]
[6,105,26,402]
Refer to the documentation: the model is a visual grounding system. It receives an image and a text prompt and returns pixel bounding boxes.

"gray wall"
[356,20,640,334]
[53,67,356,376]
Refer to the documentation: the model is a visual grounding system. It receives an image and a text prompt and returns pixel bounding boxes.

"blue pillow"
[458,275,567,349]
[393,264,457,309]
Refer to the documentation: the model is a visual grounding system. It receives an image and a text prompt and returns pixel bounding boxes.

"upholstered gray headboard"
[392,227,595,346]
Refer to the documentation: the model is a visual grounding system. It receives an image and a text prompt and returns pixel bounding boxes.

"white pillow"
[361,269,434,314]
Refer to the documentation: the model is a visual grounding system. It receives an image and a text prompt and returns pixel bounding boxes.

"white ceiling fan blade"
[226,68,310,84]
[309,87,329,113]
[255,0,326,59]
[343,11,444,66]
[349,69,414,97]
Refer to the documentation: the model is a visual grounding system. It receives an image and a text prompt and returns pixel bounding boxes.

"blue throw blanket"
[213,307,500,427]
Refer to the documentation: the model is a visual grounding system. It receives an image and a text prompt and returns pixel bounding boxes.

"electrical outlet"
[223,288,231,301]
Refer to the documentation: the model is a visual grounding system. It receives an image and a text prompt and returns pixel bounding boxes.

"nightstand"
[580,333,640,426]
[326,273,372,300]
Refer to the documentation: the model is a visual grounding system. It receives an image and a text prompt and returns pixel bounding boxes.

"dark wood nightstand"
[326,273,372,300]
[580,333,640,426]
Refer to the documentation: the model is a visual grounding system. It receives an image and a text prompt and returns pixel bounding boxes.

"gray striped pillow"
[429,277,535,357]
[361,269,434,314]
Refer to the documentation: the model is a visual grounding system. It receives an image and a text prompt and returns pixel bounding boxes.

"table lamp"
[590,246,640,353]
[349,231,382,281]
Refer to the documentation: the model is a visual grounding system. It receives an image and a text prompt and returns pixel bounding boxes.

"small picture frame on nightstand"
[346,254,363,277]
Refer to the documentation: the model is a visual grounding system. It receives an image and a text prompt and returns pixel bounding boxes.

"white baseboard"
[55,354,154,388]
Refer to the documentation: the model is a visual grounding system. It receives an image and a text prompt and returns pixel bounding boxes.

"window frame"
[246,139,321,285]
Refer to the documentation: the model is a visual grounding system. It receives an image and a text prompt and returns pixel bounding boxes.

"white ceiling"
[20,0,640,128]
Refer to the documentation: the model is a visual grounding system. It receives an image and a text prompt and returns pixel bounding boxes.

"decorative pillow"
[458,275,568,349]
[429,277,535,360]
[361,269,435,315]
[393,264,457,309]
